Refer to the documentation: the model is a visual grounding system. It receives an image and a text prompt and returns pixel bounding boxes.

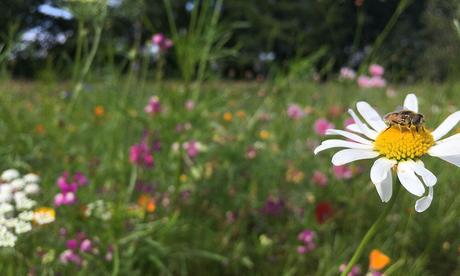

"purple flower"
[287,104,305,120]
[261,196,285,216]
[296,229,317,254]
[59,249,82,266]
[339,263,361,276]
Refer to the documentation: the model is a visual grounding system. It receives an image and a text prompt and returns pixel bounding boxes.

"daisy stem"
[340,181,401,276]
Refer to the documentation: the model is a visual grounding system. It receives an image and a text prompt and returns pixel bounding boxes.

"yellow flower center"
[374,126,434,161]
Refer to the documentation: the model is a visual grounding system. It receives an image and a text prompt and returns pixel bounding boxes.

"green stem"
[358,0,412,73]
[127,166,138,202]
[340,179,401,276]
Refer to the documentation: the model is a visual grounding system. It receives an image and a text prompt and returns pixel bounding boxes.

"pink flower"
[185,100,195,111]
[54,192,76,206]
[246,146,257,159]
[357,75,372,88]
[296,229,317,254]
[59,249,82,266]
[183,140,201,159]
[339,263,361,276]
[333,165,353,180]
[130,142,154,168]
[311,170,328,187]
[314,118,334,135]
[152,33,173,51]
[80,239,92,253]
[369,64,384,77]
[287,104,305,120]
[340,67,356,80]
[369,76,386,88]
[144,96,161,115]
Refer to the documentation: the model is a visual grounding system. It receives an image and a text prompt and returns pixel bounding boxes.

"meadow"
[0,78,459,275]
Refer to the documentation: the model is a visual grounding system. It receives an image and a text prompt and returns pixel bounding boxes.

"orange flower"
[236,110,246,119]
[94,105,105,117]
[369,249,390,270]
[35,124,45,134]
[137,194,156,213]
[223,112,233,122]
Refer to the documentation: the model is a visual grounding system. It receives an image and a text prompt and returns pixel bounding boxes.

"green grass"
[0,79,459,275]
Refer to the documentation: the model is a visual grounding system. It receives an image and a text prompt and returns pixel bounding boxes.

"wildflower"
[144,96,162,115]
[152,33,173,51]
[246,146,257,159]
[35,124,45,134]
[315,201,333,224]
[54,172,89,207]
[1,169,20,182]
[311,170,328,187]
[287,104,305,120]
[183,140,202,159]
[94,105,105,117]
[260,196,285,216]
[130,140,154,168]
[259,130,270,140]
[369,249,390,271]
[369,64,384,77]
[185,99,195,111]
[344,118,355,128]
[297,229,316,254]
[314,94,460,212]
[333,165,354,180]
[340,67,356,80]
[286,165,305,184]
[314,119,335,135]
[33,207,56,224]
[339,263,361,276]
[137,194,156,213]
[234,110,245,119]
[84,200,112,220]
[357,76,372,88]
[329,105,344,118]
[223,112,233,122]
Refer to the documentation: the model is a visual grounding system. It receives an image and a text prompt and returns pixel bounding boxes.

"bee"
[383,110,425,132]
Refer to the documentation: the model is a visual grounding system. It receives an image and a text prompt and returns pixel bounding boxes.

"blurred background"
[1,1,460,275]
[2,0,460,82]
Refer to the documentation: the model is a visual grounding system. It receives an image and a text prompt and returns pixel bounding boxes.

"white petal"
[403,94,418,113]
[356,102,387,132]
[415,186,433,213]
[331,149,379,166]
[431,111,460,141]
[314,139,373,155]
[434,155,460,168]
[325,129,373,145]
[374,170,393,203]
[370,158,396,184]
[408,160,437,187]
[348,109,378,140]
[428,140,460,156]
[397,162,425,197]
[346,123,364,134]
[436,133,460,143]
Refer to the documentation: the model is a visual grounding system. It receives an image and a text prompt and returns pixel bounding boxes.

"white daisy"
[1,169,20,182]
[0,226,17,247]
[314,94,460,212]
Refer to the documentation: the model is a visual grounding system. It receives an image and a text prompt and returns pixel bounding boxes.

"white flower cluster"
[0,169,41,247]
[84,200,112,221]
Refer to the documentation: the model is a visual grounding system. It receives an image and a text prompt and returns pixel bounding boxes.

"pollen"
[374,126,434,161]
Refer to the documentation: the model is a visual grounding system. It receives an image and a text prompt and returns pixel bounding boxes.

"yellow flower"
[259,130,270,140]
[33,207,56,225]
[180,174,188,182]
[223,112,233,122]
[369,249,390,270]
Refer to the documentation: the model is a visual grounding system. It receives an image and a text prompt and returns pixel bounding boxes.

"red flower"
[315,201,333,224]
